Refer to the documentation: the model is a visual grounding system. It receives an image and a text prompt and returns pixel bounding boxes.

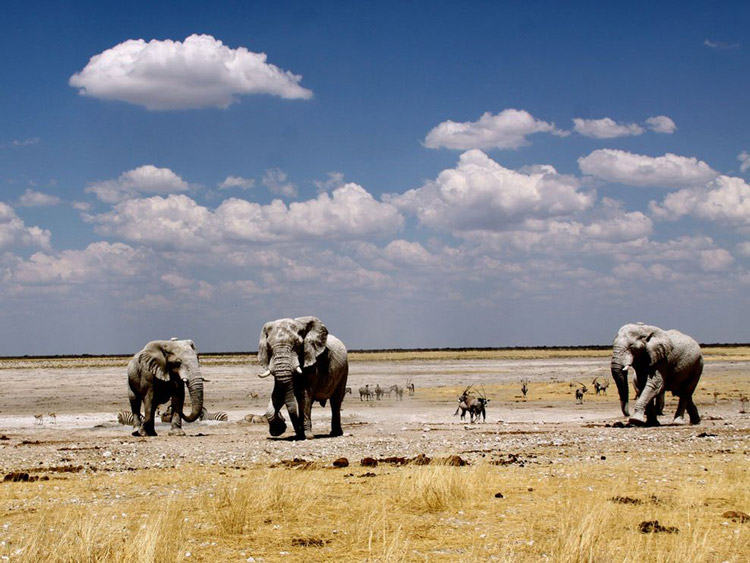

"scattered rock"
[722,510,750,523]
[494,492,504,498]
[359,472,377,478]
[410,453,431,465]
[610,496,642,505]
[611,421,625,428]
[360,457,378,467]
[272,458,316,470]
[291,537,328,548]
[4,471,33,482]
[440,455,469,466]
[332,457,349,468]
[380,456,407,466]
[0,435,10,440]
[696,432,717,438]
[638,520,678,534]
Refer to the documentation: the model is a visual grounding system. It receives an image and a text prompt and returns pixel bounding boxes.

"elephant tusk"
[257,370,272,378]
[295,366,303,375]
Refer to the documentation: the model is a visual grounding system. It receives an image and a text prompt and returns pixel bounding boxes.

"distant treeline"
[2,342,748,360]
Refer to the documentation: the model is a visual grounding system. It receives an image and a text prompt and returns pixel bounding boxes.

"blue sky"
[1,1,749,354]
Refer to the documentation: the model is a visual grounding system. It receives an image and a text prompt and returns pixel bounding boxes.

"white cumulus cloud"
[18,189,61,207]
[86,165,190,203]
[572,117,644,138]
[262,168,297,198]
[0,203,51,250]
[424,109,568,150]
[738,151,750,173]
[573,115,676,138]
[90,194,213,249]
[649,175,750,230]
[7,242,148,285]
[389,150,594,231]
[69,34,312,110]
[645,115,677,134]
[89,183,403,248]
[578,149,719,188]
[583,199,653,242]
[219,176,254,190]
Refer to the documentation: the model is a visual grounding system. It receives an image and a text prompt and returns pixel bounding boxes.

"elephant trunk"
[611,344,632,417]
[179,362,204,423]
[266,345,300,436]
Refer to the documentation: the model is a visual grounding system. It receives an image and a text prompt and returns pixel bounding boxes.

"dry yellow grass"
[1,455,747,562]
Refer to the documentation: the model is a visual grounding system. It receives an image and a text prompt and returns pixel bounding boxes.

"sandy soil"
[0,356,748,474]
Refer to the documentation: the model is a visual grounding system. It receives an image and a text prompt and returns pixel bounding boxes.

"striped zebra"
[200,409,229,422]
[160,405,229,422]
[117,411,141,426]
[118,408,228,425]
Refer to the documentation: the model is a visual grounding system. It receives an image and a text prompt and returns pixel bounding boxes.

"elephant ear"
[295,316,328,368]
[645,329,672,365]
[257,323,272,368]
[140,341,170,382]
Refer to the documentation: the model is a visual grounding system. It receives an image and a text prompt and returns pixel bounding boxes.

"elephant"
[127,339,204,436]
[257,316,348,440]
[610,323,703,426]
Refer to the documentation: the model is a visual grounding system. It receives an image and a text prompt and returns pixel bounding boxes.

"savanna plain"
[0,348,748,562]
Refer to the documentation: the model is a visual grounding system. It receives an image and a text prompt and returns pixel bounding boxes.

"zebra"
[118,408,228,425]
[388,384,404,400]
[117,410,141,426]
[374,384,383,400]
[201,409,229,422]
[359,385,372,401]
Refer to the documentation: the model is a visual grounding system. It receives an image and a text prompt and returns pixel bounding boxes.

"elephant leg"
[275,384,302,438]
[168,386,186,437]
[139,389,157,436]
[673,394,688,423]
[329,385,346,437]
[128,391,142,434]
[655,389,665,416]
[644,400,660,427]
[686,398,701,425]
[295,385,314,440]
[630,372,664,426]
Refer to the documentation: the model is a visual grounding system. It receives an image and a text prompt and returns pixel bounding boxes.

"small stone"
[332,457,349,468]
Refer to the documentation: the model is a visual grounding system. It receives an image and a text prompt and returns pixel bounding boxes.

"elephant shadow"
[267,432,341,442]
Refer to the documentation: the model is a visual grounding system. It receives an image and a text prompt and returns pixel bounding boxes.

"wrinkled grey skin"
[127,339,204,437]
[258,317,348,440]
[611,323,703,426]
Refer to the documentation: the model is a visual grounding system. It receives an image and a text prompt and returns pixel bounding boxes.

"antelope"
[521,379,529,398]
[406,378,415,396]
[592,377,609,395]
[574,381,588,404]
[454,386,490,423]
[34,413,43,425]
